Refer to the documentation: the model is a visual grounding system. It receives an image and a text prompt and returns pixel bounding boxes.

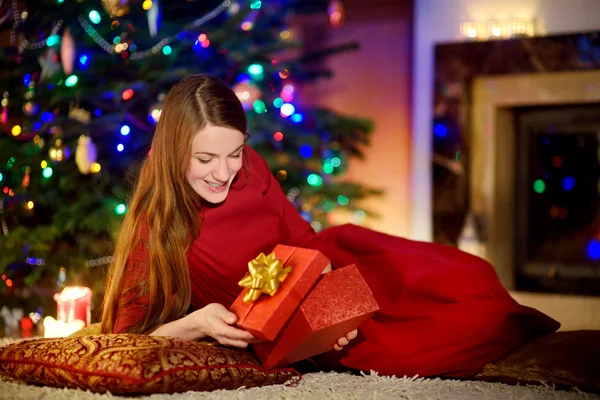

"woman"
[101,75,559,378]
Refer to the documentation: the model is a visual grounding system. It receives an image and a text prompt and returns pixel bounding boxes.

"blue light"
[41,112,54,123]
[23,74,31,86]
[32,122,42,130]
[117,143,124,152]
[299,145,313,158]
[562,176,575,191]
[323,150,333,159]
[48,83,55,90]
[586,239,600,260]
[120,125,130,136]
[300,211,312,222]
[237,74,251,83]
[94,108,102,117]
[291,113,304,123]
[434,123,447,138]
[79,54,89,66]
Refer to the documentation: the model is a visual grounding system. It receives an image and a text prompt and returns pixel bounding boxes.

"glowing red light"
[122,89,134,100]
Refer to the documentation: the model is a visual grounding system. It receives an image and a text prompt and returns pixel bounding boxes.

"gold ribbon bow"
[238,252,292,303]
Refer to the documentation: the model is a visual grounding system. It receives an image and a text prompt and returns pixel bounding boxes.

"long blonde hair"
[101,75,247,334]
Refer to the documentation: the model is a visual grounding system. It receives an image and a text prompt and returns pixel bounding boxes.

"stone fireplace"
[471,70,600,290]
[433,32,600,296]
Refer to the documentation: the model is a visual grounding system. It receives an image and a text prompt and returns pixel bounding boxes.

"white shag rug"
[1,339,597,400]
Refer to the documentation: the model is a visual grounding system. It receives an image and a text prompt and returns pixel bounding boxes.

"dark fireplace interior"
[514,104,600,296]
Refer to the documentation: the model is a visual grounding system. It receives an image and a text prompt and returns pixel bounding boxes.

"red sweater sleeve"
[113,226,150,333]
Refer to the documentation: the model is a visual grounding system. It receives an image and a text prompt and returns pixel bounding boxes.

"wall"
[412,0,600,242]
[303,0,414,237]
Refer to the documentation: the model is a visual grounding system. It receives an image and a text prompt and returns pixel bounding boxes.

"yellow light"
[27,201,34,210]
[280,30,291,40]
[91,162,101,173]
[142,0,153,10]
[461,19,536,40]
[11,125,21,136]
[241,21,253,31]
[198,33,207,42]
[41,160,47,168]
[115,43,124,53]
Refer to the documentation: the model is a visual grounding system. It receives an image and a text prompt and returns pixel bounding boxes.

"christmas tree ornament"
[60,27,76,75]
[68,108,91,124]
[328,0,344,28]
[233,81,261,110]
[146,0,160,37]
[75,135,98,174]
[101,0,130,18]
[38,48,61,82]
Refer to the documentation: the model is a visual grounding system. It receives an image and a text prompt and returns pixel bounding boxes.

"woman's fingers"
[215,321,255,341]
[334,329,358,351]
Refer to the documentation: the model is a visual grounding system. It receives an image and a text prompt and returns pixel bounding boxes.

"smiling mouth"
[205,181,225,188]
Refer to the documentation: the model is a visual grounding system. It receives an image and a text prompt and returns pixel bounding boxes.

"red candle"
[53,286,92,326]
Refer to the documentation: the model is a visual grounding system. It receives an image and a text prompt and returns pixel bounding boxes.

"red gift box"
[253,264,379,369]
[229,245,331,341]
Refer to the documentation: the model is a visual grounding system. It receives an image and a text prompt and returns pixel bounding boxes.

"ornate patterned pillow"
[0,334,299,395]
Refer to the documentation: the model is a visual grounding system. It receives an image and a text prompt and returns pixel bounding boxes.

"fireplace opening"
[514,104,600,296]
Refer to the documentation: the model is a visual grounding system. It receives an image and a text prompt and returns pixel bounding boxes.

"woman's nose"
[212,159,230,182]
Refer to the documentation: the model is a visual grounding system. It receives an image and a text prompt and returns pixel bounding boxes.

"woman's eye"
[197,158,211,164]
[230,152,242,158]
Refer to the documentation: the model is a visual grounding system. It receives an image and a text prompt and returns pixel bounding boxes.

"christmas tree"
[0,0,378,311]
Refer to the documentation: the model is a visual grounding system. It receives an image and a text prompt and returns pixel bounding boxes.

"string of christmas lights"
[10,0,64,50]
[11,0,232,59]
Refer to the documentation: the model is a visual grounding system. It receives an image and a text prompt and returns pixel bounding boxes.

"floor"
[510,291,600,331]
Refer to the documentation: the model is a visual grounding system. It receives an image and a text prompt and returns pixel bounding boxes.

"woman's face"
[186,125,245,204]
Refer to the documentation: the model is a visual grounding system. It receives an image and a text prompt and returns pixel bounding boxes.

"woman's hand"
[188,303,258,348]
[334,329,358,351]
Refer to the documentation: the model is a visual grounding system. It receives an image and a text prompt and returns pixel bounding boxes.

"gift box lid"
[230,245,331,341]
